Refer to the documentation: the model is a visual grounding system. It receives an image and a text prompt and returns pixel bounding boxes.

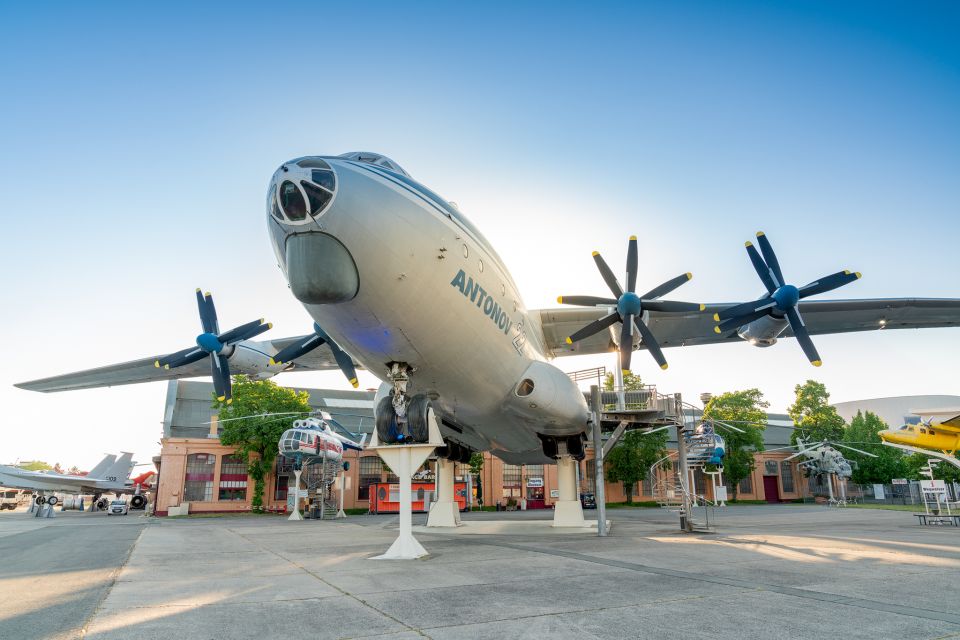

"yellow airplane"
[880,409,960,468]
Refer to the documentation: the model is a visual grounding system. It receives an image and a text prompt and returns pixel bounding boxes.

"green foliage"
[214,377,312,510]
[603,371,644,391]
[604,429,669,503]
[902,453,960,483]
[788,380,845,444]
[843,411,909,484]
[17,460,52,471]
[702,389,768,498]
[468,452,484,475]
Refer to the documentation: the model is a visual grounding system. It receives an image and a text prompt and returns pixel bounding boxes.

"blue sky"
[1,2,958,468]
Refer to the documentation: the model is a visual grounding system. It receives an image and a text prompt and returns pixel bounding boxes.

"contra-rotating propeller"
[558,235,704,371]
[269,323,359,389]
[714,232,861,367]
[154,289,272,403]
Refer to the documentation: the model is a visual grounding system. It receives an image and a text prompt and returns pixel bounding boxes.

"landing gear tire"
[130,495,147,510]
[457,447,472,464]
[540,437,558,460]
[376,396,402,444]
[35,496,43,506]
[47,496,58,506]
[97,498,109,511]
[566,434,586,461]
[406,395,432,443]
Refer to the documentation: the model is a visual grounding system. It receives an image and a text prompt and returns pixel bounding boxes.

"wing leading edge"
[539,298,960,357]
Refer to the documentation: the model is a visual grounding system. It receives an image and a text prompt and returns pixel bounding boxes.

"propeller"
[154,289,272,403]
[269,323,359,388]
[714,232,861,367]
[558,236,704,371]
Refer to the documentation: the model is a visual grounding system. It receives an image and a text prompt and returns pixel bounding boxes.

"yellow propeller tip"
[629,235,637,241]
[565,337,573,344]
[713,326,721,334]
[699,304,706,312]
[268,358,277,366]
[812,360,822,367]
[195,288,202,293]
[163,364,170,370]
[843,270,851,275]
[217,395,226,401]
[350,378,359,388]
[686,272,693,280]
[591,251,600,257]
[266,323,273,329]
[154,361,160,368]
[712,313,720,322]
[557,296,563,304]
[855,272,862,279]
[204,291,212,297]
[660,363,669,370]
[744,241,753,247]
[227,398,233,405]
[756,231,765,237]
[622,369,630,375]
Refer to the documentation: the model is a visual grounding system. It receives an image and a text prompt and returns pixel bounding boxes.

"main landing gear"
[540,433,590,528]
[376,363,436,444]
[539,433,587,462]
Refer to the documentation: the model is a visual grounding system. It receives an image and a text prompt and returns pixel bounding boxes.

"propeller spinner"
[558,236,704,371]
[714,232,861,367]
[154,289,272,403]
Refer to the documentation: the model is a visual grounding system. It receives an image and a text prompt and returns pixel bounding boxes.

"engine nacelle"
[502,360,590,436]
[736,314,788,347]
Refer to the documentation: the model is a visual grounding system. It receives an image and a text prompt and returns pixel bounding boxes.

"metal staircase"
[304,458,343,519]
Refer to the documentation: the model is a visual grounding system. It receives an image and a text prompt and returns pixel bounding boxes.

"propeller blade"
[716,307,772,333]
[328,340,360,388]
[798,270,861,299]
[218,319,271,344]
[785,307,821,366]
[715,297,777,322]
[270,334,326,366]
[556,295,618,307]
[754,232,784,288]
[641,300,704,313]
[592,252,623,298]
[633,317,668,370]
[619,313,634,371]
[832,442,879,458]
[785,446,820,461]
[211,352,232,402]
[745,242,777,294]
[567,311,620,344]
[626,235,638,293]
[195,289,220,335]
[156,346,207,369]
[639,273,692,301]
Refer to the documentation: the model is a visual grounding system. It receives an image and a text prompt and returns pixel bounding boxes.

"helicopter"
[278,413,367,466]
[783,437,877,505]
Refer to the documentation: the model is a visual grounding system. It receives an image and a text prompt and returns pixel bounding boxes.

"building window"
[184,453,215,502]
[641,475,653,496]
[738,474,753,495]
[275,456,293,501]
[218,455,248,501]
[358,456,382,501]
[503,464,521,499]
[780,461,795,494]
[584,460,596,492]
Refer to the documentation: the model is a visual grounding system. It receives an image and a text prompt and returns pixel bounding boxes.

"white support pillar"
[427,457,461,527]
[553,454,586,527]
[370,408,442,560]
[335,472,347,519]
[288,469,303,521]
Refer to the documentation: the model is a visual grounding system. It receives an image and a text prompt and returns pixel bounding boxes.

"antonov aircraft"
[0,453,136,505]
[16,152,960,465]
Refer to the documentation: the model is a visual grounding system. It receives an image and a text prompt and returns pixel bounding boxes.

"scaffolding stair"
[304,458,343,520]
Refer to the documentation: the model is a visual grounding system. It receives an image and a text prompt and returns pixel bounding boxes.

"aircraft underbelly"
[294,180,581,453]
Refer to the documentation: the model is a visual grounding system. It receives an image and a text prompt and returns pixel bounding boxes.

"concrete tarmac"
[2,504,960,639]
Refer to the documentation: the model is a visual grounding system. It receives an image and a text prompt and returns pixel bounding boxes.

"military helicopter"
[784,438,877,505]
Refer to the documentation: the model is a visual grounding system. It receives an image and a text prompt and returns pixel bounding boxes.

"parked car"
[580,492,597,509]
[1,489,21,510]
[108,500,129,516]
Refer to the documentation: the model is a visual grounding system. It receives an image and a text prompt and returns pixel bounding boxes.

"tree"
[469,453,484,505]
[215,377,312,510]
[17,460,52,472]
[702,389,768,499]
[843,411,908,484]
[788,380,845,444]
[605,429,669,503]
[603,371,646,409]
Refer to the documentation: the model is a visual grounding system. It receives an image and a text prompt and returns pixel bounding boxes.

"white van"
[1,489,21,510]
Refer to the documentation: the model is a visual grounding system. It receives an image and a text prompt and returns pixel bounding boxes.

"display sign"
[550,489,559,498]
[526,477,544,488]
[714,486,728,501]
[873,484,885,500]
[891,478,908,485]
[921,480,947,498]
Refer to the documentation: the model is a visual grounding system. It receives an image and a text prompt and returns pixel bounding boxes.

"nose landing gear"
[376,363,436,444]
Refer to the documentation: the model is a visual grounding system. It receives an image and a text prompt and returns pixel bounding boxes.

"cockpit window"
[296,158,331,170]
[279,181,307,220]
[301,181,332,214]
[311,170,335,192]
[339,151,410,177]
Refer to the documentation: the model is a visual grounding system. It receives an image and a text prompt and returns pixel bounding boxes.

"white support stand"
[553,454,586,527]
[427,457,461,527]
[335,472,347,519]
[288,469,304,521]
[369,410,443,559]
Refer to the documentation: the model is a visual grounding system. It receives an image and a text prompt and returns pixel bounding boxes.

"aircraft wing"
[539,298,960,357]
[15,336,352,393]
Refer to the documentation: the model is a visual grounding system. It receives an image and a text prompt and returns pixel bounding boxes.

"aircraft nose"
[286,232,359,304]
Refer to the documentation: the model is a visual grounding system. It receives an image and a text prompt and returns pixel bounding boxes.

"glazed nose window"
[279,181,307,221]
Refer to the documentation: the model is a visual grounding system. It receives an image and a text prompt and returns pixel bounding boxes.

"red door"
[762,476,780,503]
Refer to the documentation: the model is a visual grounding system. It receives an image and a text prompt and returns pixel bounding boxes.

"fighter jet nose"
[286,232,359,304]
